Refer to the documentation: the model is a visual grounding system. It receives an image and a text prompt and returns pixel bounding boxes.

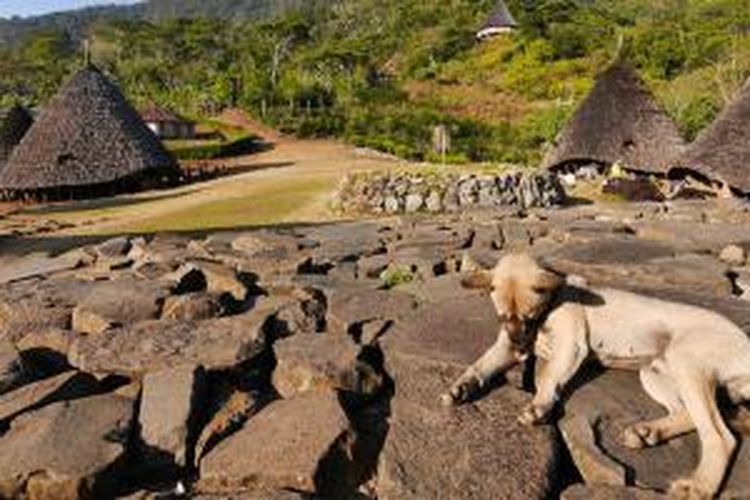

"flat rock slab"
[305,222,387,263]
[272,333,361,398]
[140,364,207,468]
[382,295,500,366]
[377,354,559,500]
[72,279,168,334]
[0,250,85,285]
[0,393,134,499]
[0,277,93,342]
[562,484,666,500]
[68,298,281,377]
[0,371,100,424]
[548,238,676,266]
[396,274,485,306]
[327,288,417,335]
[545,253,733,296]
[561,369,749,497]
[198,391,358,496]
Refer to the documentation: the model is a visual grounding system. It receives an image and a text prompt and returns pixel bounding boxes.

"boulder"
[71,279,168,335]
[194,261,249,302]
[160,293,222,321]
[272,333,371,398]
[0,393,134,499]
[139,364,207,468]
[198,391,359,496]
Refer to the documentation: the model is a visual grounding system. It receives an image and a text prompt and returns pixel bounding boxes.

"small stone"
[425,190,443,213]
[384,196,401,214]
[720,244,747,266]
[404,193,424,213]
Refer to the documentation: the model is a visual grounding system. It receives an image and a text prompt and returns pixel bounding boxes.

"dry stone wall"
[335,171,566,215]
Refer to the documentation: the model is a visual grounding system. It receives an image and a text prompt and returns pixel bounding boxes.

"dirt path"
[0,138,404,237]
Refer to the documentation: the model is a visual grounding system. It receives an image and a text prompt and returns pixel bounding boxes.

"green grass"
[120,176,333,234]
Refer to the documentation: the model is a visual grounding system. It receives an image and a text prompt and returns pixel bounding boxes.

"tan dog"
[441,253,750,499]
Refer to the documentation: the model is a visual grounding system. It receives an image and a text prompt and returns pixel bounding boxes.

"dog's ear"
[535,270,564,292]
[461,269,493,290]
[533,260,565,294]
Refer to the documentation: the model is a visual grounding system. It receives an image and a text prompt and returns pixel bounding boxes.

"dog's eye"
[532,286,549,295]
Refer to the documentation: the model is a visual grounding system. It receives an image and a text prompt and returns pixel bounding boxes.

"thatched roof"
[140,104,192,125]
[0,66,177,191]
[672,79,750,192]
[0,105,33,164]
[542,62,686,174]
[477,0,518,39]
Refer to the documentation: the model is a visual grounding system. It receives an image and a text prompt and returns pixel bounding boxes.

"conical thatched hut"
[477,0,518,39]
[671,80,750,193]
[542,62,686,175]
[0,66,178,200]
[0,105,33,166]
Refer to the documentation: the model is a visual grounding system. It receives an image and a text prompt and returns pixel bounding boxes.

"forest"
[1,0,749,164]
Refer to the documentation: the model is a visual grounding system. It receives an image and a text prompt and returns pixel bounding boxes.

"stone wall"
[334,171,566,215]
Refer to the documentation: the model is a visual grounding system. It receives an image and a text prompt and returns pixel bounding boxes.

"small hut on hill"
[671,80,750,193]
[0,66,178,201]
[0,105,33,166]
[542,62,686,175]
[140,104,195,140]
[477,0,518,40]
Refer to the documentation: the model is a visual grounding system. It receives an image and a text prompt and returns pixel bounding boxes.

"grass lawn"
[122,175,335,234]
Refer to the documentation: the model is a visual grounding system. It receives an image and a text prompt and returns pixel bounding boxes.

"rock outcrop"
[0,199,747,498]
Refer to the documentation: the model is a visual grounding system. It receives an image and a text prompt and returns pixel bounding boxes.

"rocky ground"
[1,199,750,499]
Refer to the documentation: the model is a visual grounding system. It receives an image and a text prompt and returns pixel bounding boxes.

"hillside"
[0,3,145,45]
[1,0,749,165]
[0,0,310,45]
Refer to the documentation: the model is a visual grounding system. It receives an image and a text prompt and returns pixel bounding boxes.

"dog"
[441,253,750,499]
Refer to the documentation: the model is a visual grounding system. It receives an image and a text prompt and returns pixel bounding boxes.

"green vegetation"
[1,0,749,164]
[379,266,416,289]
[165,122,260,160]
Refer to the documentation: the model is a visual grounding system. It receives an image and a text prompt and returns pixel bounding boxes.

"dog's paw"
[518,404,547,426]
[669,478,713,500]
[441,377,480,406]
[622,422,660,449]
